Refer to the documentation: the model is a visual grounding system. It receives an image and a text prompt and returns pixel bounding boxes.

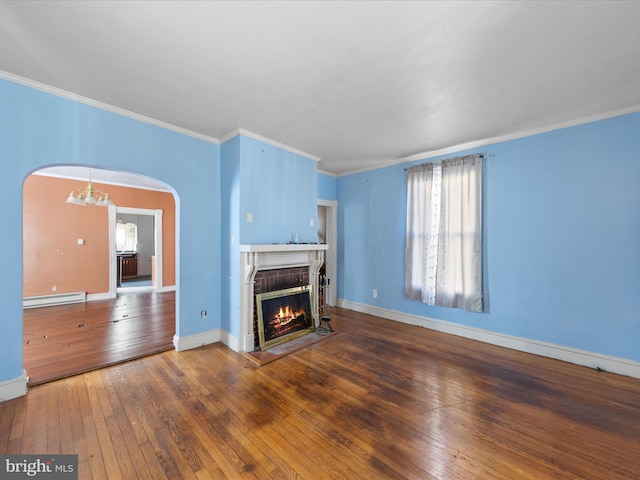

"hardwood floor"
[23,291,176,386]
[5,307,640,479]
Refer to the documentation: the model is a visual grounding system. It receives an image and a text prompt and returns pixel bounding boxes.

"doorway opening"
[113,207,163,296]
[318,199,337,307]
[23,165,177,386]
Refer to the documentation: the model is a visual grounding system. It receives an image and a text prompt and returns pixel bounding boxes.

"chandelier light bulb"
[65,169,115,207]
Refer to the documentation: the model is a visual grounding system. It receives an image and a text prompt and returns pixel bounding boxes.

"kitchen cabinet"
[118,254,138,283]
[121,256,137,279]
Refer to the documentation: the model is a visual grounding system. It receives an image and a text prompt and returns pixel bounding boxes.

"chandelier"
[65,168,115,207]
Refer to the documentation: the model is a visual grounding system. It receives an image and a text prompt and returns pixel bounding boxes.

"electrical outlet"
[372,289,378,298]
[246,212,253,223]
[200,310,207,318]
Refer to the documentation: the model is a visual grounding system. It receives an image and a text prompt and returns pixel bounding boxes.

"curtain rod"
[403,153,494,171]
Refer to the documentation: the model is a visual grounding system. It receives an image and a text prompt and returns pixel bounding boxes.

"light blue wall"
[337,112,640,362]
[0,78,221,383]
[318,172,337,201]
[220,136,241,335]
[220,135,320,339]
[239,136,318,245]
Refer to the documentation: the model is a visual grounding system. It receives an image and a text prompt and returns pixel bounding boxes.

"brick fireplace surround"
[239,244,328,352]
[253,266,310,349]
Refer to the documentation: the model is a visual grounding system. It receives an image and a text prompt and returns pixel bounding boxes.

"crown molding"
[337,103,640,177]
[0,70,219,145]
[1,69,322,164]
[402,104,640,164]
[221,127,321,162]
[317,169,338,177]
[218,127,242,144]
[5,69,638,177]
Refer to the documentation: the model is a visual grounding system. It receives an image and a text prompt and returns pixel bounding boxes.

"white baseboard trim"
[88,285,175,302]
[173,329,220,352]
[220,330,240,352]
[338,299,640,379]
[0,370,29,401]
[172,329,240,353]
[87,292,114,302]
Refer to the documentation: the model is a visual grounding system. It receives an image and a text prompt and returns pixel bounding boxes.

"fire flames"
[258,289,313,349]
[277,305,295,319]
[271,305,301,327]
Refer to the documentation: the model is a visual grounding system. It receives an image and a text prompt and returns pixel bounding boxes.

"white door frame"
[318,199,337,306]
[109,206,164,297]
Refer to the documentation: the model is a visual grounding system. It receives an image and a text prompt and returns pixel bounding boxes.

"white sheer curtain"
[404,154,483,312]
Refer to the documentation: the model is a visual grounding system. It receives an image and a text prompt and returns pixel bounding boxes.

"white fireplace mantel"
[239,244,328,352]
[240,243,328,270]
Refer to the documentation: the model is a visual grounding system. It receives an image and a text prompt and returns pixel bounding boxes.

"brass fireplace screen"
[256,285,315,350]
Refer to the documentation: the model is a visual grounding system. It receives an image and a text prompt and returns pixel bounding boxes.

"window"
[116,222,137,252]
[404,154,483,312]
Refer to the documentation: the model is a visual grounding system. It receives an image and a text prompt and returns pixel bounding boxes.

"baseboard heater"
[23,291,86,309]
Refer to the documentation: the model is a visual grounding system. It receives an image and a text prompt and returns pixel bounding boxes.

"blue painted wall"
[337,112,640,362]
[220,134,320,339]
[239,136,318,245]
[220,136,241,335]
[318,172,337,201]
[0,78,221,384]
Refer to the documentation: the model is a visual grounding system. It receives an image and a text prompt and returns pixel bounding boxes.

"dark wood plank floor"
[23,291,175,386]
[5,307,640,479]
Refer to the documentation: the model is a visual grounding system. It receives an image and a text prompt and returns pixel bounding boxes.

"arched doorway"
[23,166,177,385]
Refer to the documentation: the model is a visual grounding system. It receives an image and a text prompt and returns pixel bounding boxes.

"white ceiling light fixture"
[65,168,115,207]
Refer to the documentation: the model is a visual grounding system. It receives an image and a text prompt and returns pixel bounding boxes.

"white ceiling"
[2,1,640,178]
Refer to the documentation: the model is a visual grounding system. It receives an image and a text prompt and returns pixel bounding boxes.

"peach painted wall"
[23,174,176,297]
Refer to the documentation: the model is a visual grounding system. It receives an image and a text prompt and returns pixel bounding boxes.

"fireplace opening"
[256,285,315,350]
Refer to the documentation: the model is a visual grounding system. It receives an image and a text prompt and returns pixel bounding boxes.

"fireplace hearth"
[257,285,314,350]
